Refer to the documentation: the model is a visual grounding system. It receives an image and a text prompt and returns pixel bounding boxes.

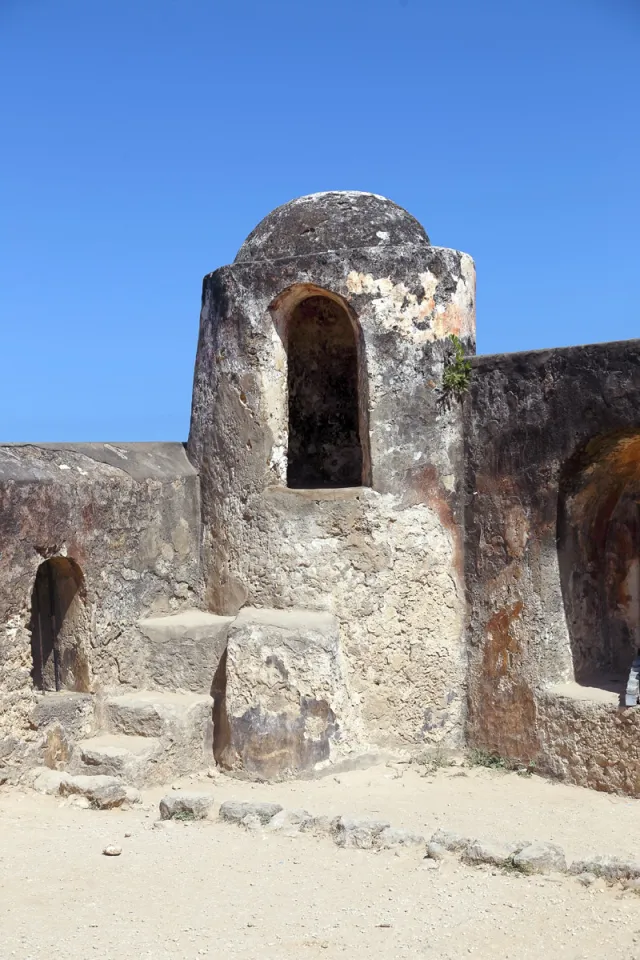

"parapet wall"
[464,338,640,791]
[0,442,202,765]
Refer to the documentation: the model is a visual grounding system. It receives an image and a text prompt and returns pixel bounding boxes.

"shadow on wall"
[29,557,91,693]
[558,430,640,691]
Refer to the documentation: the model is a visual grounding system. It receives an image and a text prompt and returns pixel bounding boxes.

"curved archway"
[269,284,371,489]
[29,557,91,692]
[558,430,640,688]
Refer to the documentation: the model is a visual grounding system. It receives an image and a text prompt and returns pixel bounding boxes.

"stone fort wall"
[464,338,640,793]
[0,442,201,767]
[1,191,639,795]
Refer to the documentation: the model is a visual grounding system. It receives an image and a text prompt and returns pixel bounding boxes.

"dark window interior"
[287,295,363,489]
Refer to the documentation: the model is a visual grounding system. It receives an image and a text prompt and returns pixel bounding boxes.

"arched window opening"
[29,557,90,693]
[558,430,640,694]
[287,294,364,489]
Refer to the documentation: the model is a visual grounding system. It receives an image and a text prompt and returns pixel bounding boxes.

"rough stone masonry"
[2,191,640,794]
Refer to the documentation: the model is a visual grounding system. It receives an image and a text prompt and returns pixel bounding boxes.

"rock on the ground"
[513,841,567,875]
[102,845,122,856]
[218,800,283,825]
[124,786,142,806]
[59,774,127,809]
[159,792,215,821]
[430,829,471,853]
[463,839,521,867]
[266,809,314,834]
[426,841,448,861]
[300,815,335,837]
[333,817,391,850]
[569,856,640,881]
[376,827,425,850]
[217,608,359,780]
[33,767,127,809]
[241,813,263,831]
[575,872,597,887]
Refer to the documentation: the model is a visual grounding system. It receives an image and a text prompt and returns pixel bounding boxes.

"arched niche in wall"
[269,284,371,489]
[29,556,91,693]
[558,430,640,690]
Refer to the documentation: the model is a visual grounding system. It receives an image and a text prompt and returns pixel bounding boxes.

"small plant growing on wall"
[441,334,472,403]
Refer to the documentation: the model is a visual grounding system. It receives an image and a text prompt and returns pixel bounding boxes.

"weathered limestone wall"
[464,339,640,793]
[537,686,640,796]
[0,443,202,765]
[8,190,640,794]
[188,240,476,748]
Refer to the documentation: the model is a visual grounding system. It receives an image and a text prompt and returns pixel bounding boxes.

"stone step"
[104,690,212,737]
[137,610,233,693]
[74,734,162,786]
[31,691,95,737]
[32,767,131,808]
[102,691,214,781]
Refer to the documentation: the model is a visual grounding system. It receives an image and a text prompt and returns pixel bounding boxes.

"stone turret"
[188,191,476,754]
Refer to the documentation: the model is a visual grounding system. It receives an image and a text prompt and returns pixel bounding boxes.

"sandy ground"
[2,762,640,959]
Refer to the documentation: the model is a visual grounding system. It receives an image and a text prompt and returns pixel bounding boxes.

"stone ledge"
[264,484,372,502]
[543,681,623,707]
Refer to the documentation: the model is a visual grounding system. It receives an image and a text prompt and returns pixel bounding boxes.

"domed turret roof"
[234,191,430,263]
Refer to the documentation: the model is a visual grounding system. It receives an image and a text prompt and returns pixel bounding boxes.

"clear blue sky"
[1,0,638,441]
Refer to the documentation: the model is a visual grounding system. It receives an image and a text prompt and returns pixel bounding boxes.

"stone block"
[217,607,358,780]
[59,774,128,809]
[266,808,314,834]
[333,816,391,849]
[218,800,283,825]
[430,828,471,853]
[463,839,521,867]
[32,767,69,795]
[138,611,233,693]
[32,768,128,809]
[513,841,567,875]
[103,691,213,782]
[31,692,95,739]
[159,792,215,820]
[75,735,162,786]
[300,815,335,837]
[569,855,640,881]
[376,827,425,849]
